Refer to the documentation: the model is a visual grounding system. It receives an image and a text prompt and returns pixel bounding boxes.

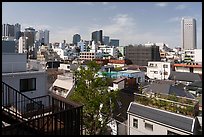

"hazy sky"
[2,2,202,49]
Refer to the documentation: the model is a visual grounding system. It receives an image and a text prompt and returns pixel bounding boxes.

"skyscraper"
[35,29,49,45]
[73,34,81,45]
[91,30,103,44]
[2,24,15,39]
[181,18,197,50]
[14,23,21,40]
[110,39,119,47]
[103,36,110,45]
[24,27,36,52]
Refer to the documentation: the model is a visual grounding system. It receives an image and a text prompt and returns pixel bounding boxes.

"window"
[163,64,168,68]
[145,123,153,131]
[133,118,138,128]
[167,130,180,135]
[154,71,158,74]
[20,78,36,92]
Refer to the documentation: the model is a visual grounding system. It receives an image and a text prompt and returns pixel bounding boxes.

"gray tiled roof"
[127,102,195,132]
[143,82,195,99]
[169,71,201,82]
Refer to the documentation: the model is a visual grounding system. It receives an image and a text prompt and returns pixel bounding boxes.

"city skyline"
[2,2,202,49]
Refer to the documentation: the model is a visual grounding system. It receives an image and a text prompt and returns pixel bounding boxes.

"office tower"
[18,36,28,53]
[73,34,81,45]
[110,39,119,47]
[103,36,110,45]
[44,30,49,45]
[125,45,161,66]
[24,27,36,49]
[2,24,15,39]
[14,23,21,40]
[35,29,49,45]
[91,30,103,44]
[181,18,197,50]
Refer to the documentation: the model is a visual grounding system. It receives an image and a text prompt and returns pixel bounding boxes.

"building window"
[20,78,36,92]
[145,123,153,131]
[133,118,138,128]
[163,64,168,68]
[167,130,180,135]
[154,71,158,74]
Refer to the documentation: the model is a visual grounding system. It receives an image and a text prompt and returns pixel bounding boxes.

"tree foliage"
[70,61,119,135]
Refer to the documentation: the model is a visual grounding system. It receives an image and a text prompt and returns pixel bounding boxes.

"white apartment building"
[146,61,171,80]
[98,46,117,58]
[2,53,48,111]
[18,36,28,53]
[183,49,202,63]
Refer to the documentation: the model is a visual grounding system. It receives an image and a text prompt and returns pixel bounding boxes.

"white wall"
[2,71,48,99]
[2,53,27,73]
[175,66,190,72]
[147,62,171,80]
[113,80,125,90]
[194,68,202,74]
[194,49,202,63]
[59,63,70,71]
[127,114,190,135]
[107,63,125,68]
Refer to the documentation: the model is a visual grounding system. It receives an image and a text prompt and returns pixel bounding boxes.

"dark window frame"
[145,122,153,131]
[20,78,36,92]
[133,118,138,128]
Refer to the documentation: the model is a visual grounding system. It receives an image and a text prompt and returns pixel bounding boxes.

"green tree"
[70,61,119,135]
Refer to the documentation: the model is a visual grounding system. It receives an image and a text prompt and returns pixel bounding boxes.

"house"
[2,53,48,102]
[143,80,195,99]
[49,73,75,98]
[127,102,201,135]
[169,71,201,85]
[146,61,171,80]
[173,63,202,74]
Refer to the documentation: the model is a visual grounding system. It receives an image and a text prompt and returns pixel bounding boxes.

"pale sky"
[2,2,202,49]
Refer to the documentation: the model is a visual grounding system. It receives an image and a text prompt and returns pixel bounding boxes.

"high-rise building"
[110,39,119,47]
[73,34,81,45]
[2,24,15,39]
[18,36,28,53]
[91,30,103,44]
[24,27,36,49]
[44,30,49,45]
[181,18,197,50]
[103,36,109,45]
[14,23,21,40]
[35,29,49,45]
[125,45,161,66]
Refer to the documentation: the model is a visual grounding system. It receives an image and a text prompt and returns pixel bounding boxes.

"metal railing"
[2,82,83,135]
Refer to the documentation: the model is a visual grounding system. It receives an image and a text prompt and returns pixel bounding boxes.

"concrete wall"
[2,71,48,100]
[2,53,27,73]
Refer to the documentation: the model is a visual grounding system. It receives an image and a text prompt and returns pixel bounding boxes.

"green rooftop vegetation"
[134,92,199,117]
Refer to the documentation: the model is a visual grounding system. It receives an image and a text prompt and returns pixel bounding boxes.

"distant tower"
[103,36,110,45]
[14,23,21,40]
[91,30,103,44]
[181,18,197,50]
[73,34,81,45]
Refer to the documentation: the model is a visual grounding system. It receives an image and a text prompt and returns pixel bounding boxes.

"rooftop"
[127,102,196,133]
